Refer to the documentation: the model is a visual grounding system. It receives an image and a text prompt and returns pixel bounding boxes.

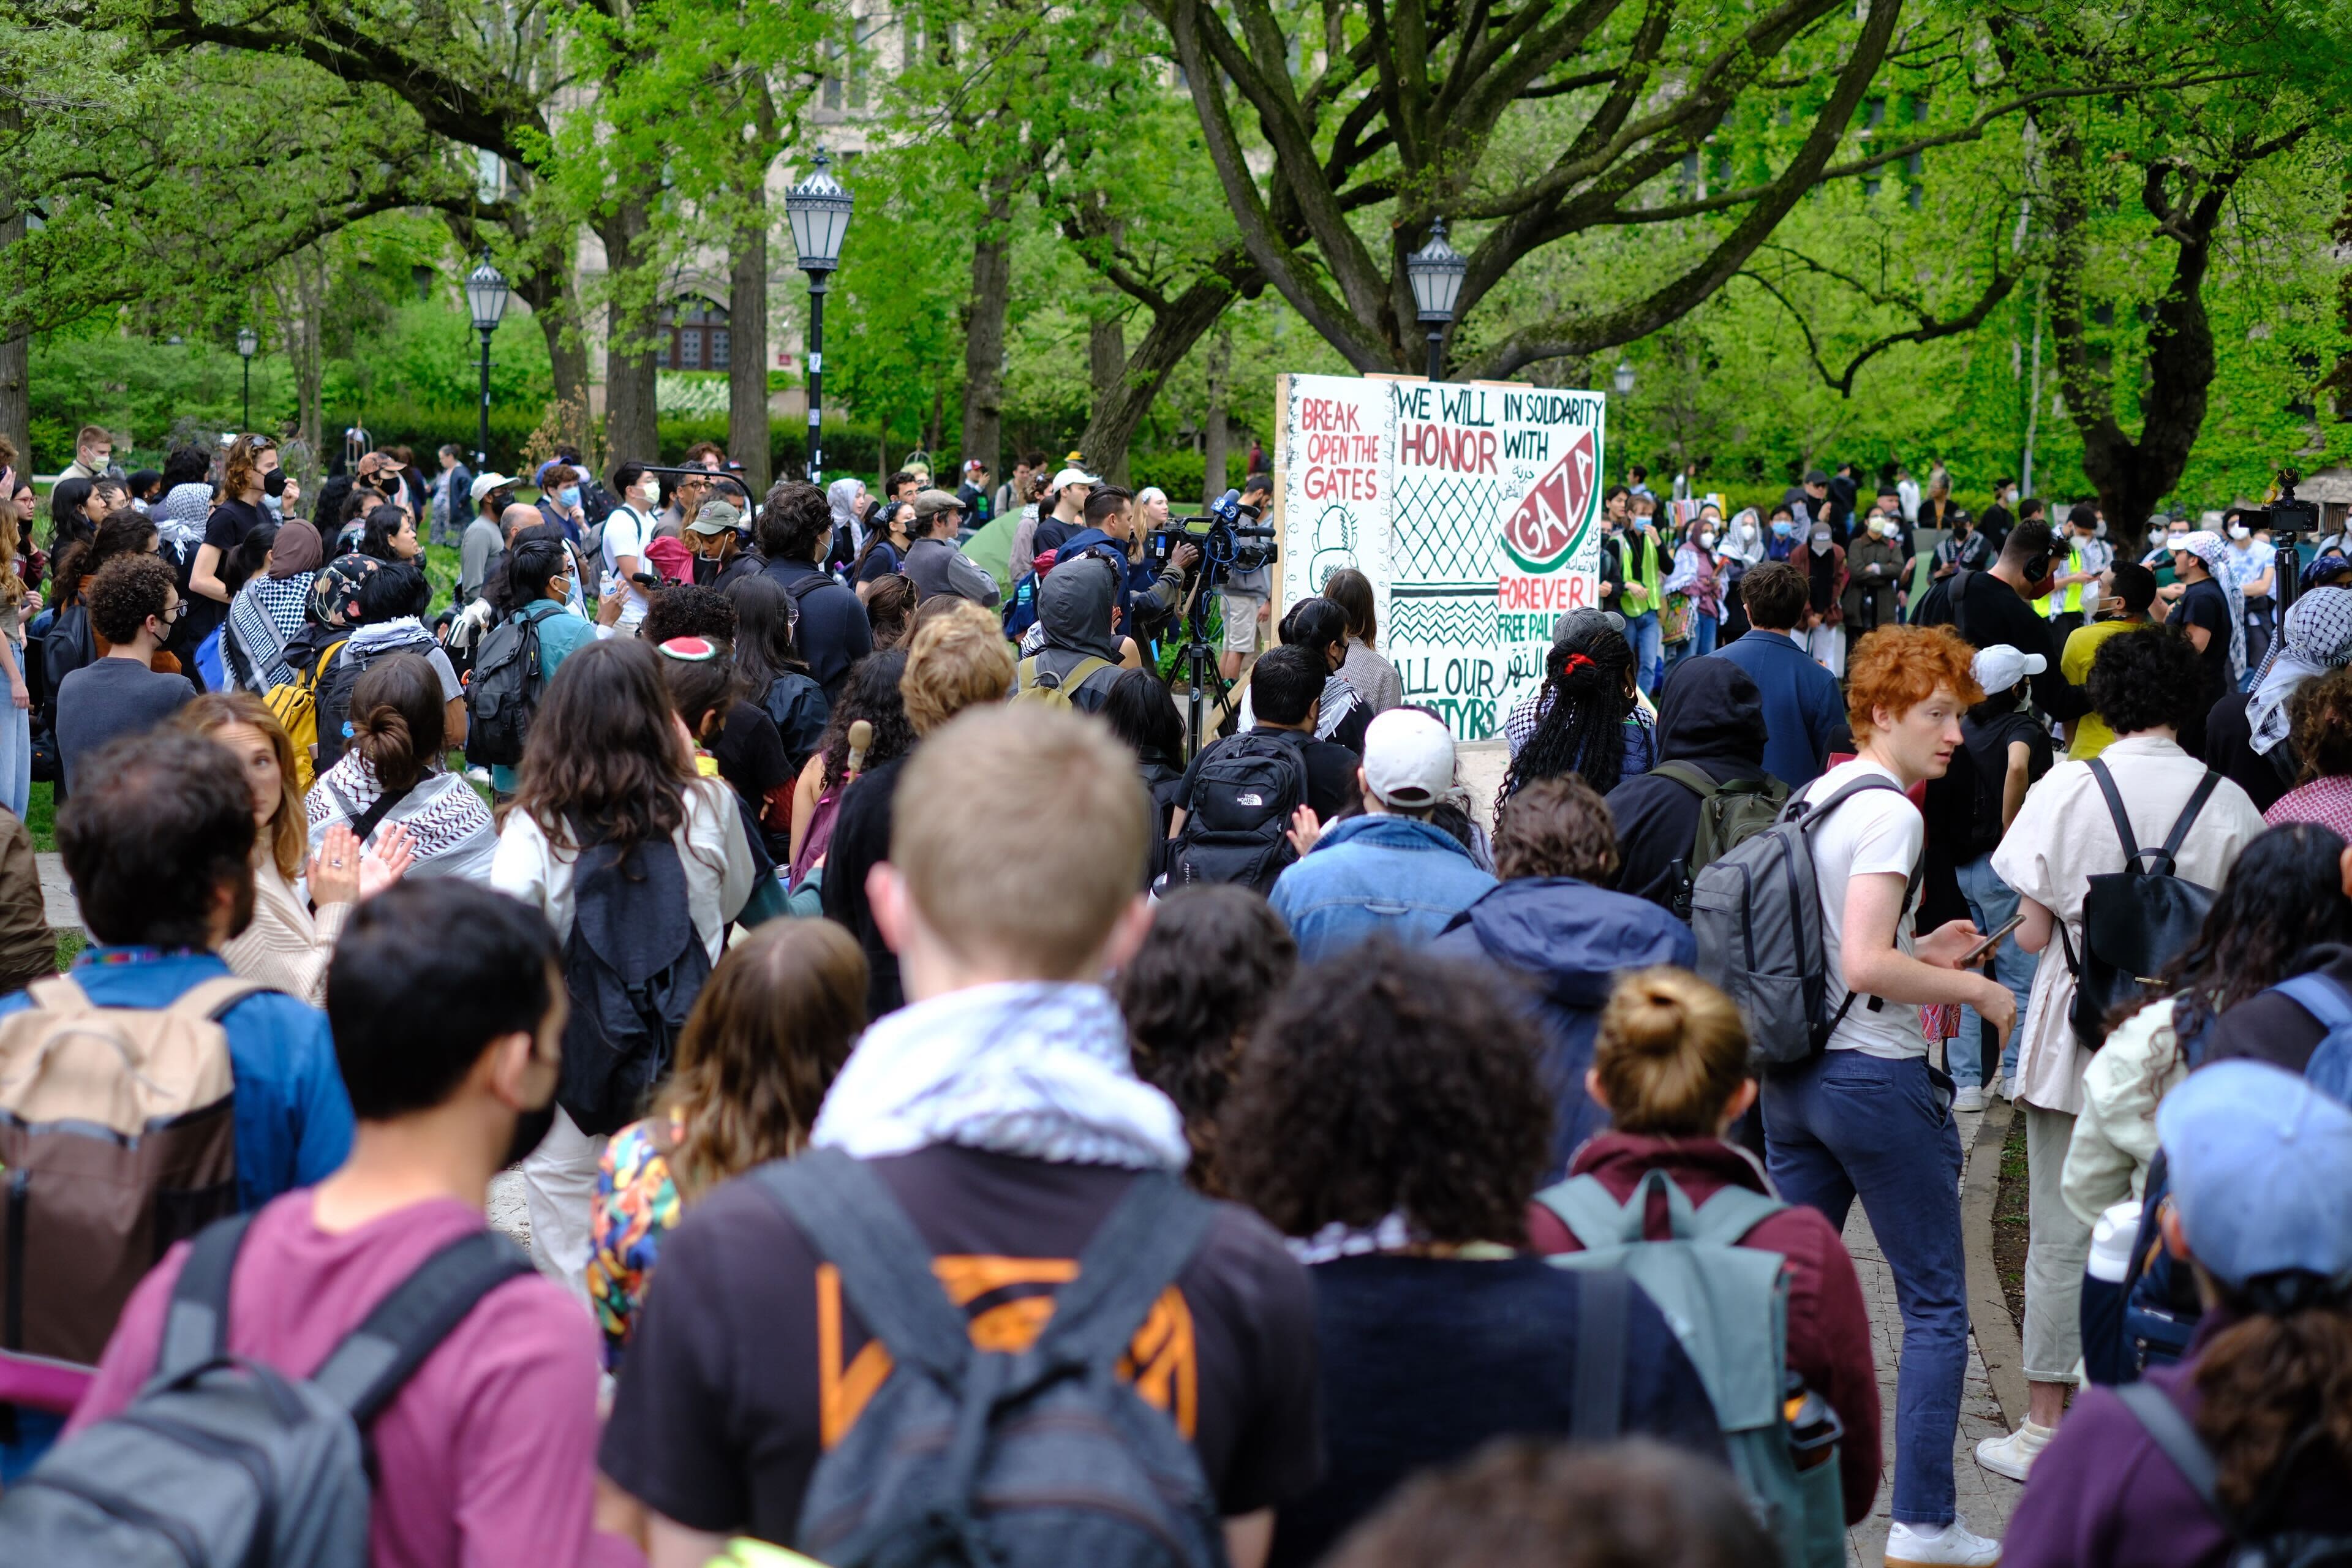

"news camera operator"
[1035,486,1201,649]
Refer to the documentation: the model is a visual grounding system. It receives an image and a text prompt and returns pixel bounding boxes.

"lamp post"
[235,327,258,433]
[1405,217,1468,383]
[465,252,510,472]
[785,148,855,484]
[1613,360,1637,398]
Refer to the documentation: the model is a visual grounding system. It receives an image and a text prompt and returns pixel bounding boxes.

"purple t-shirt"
[68,1191,643,1568]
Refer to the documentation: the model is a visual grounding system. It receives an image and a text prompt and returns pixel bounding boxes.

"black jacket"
[1605,658,1772,911]
[760,557,873,701]
[1923,569,2088,723]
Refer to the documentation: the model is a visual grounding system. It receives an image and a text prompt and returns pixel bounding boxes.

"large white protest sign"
[1274,372,1607,739]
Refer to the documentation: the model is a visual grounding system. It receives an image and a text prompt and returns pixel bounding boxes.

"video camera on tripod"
[2236,469,2324,616]
[1150,488,1279,760]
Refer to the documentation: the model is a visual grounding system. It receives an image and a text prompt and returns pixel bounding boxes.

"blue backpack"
[2090,972,2352,1382]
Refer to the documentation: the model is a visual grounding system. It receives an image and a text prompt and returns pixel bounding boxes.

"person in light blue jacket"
[1270,708,1496,964]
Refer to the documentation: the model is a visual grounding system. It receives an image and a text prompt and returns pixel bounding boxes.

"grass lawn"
[27,778,53,853]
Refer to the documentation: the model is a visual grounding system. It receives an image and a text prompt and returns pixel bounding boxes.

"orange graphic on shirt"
[816,1255,1197,1448]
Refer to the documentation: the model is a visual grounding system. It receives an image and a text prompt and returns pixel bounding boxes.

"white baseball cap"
[1050,466,1102,492]
[1972,644,2047,693]
[1361,709,1457,809]
[468,472,515,505]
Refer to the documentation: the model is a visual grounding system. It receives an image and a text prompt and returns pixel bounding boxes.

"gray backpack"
[0,1212,530,1566]
[756,1148,1226,1568]
[1539,1170,1846,1568]
[1688,774,1921,1068]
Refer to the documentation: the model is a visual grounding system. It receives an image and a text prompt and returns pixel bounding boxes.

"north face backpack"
[2116,1378,2352,1568]
[464,603,563,767]
[1539,1170,1845,1568]
[1011,654,1116,712]
[756,1149,1224,1568]
[312,629,437,773]
[0,973,263,1365]
[1648,761,1791,923]
[556,827,714,1137]
[1163,731,1311,896]
[2101,972,2352,1382]
[1689,775,1920,1068]
[0,1212,529,1566]
[2056,760,2222,1049]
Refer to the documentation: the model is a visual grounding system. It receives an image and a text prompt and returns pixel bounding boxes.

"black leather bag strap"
[2086,758,2144,869]
[2154,771,2223,875]
[348,780,417,847]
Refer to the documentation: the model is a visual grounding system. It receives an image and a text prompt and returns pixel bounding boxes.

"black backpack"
[756,1149,1224,1568]
[2056,760,2222,1049]
[556,826,714,1137]
[313,628,438,772]
[0,1212,527,1567]
[464,604,562,767]
[2117,1379,2352,1568]
[1164,731,1311,895]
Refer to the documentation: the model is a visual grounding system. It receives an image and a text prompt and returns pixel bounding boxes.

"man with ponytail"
[2005,1060,2352,1566]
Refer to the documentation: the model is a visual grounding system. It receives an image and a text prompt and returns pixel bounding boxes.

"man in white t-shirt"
[601,461,661,630]
[1759,625,2016,1568]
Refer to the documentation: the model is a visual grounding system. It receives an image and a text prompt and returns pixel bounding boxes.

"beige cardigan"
[219,854,349,1007]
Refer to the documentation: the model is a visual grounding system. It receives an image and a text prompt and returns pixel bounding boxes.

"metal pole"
[477,328,493,472]
[241,360,251,434]
[1425,330,1444,383]
[805,273,829,483]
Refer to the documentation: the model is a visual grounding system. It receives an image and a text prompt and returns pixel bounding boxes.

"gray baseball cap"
[1552,607,1627,646]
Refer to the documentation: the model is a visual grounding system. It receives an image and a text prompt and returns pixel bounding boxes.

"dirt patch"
[1991,1111,2029,1332]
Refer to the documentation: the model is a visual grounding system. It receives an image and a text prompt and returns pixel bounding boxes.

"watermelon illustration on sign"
[1500,428,1599,573]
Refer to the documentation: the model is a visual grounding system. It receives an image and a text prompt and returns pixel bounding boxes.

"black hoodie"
[1604,657,1772,911]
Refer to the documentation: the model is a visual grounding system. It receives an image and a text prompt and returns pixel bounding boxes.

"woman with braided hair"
[1498,619,1650,812]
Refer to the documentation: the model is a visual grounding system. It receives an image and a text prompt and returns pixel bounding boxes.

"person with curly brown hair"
[55,553,194,794]
[1220,937,1724,1567]
[1429,775,1692,1178]
[1115,884,1298,1194]
[2265,665,2352,839]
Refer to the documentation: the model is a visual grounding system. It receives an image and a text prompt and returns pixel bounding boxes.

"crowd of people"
[0,428,2348,1568]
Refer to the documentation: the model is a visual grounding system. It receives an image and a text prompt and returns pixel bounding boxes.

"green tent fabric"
[963,510,1019,595]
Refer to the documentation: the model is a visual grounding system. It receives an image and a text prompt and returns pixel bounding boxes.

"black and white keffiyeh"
[2247,587,2352,756]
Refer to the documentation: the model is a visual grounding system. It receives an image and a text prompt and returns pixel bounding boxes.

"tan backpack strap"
[24,974,86,1012]
[167,975,279,1023]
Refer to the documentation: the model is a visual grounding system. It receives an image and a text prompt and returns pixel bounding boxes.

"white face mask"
[1698,531,1716,550]
[2150,527,2167,546]
[1867,517,1887,537]
[1740,522,1758,541]
[2228,524,2251,541]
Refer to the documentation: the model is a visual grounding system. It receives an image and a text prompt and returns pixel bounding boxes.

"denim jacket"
[1269,815,1498,964]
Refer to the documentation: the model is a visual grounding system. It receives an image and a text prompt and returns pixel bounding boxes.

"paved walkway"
[1844,1101,2022,1564]
[35,851,77,932]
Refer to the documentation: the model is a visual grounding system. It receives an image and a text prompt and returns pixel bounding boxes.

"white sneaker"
[1975,1419,2055,1482]
[1989,1074,2012,1102]
[1952,1085,1988,1113]
[1886,1517,2003,1567]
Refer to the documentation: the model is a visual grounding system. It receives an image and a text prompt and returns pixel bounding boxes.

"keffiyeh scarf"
[2247,587,2352,755]
[812,981,1189,1170]
[306,752,499,878]
[224,571,314,691]
[2180,531,2248,684]
[150,483,213,555]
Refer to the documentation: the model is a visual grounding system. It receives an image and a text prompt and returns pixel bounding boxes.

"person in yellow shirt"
[2059,561,2161,759]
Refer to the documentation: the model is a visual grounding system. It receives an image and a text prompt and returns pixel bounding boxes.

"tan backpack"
[0,973,265,1364]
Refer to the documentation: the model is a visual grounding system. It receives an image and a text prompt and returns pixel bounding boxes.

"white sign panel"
[1277,373,1607,739]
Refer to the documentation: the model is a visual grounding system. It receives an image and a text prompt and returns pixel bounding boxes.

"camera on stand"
[2241,470,2324,614]
[1150,489,1278,758]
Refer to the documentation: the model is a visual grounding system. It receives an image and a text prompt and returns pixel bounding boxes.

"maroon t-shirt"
[70,1192,640,1568]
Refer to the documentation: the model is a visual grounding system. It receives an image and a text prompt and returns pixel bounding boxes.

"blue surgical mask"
[558,486,581,508]
[1771,519,1793,538]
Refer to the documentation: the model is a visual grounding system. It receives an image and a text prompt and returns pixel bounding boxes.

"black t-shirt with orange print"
[598,1143,1325,1547]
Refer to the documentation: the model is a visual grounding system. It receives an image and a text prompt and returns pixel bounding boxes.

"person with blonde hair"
[178,692,415,1003]
[600,707,1324,1568]
[588,919,867,1370]
[823,600,1015,1016]
[1529,966,1882,1529]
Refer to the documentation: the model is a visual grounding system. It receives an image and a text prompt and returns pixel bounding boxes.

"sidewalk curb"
[1961,1098,2028,1431]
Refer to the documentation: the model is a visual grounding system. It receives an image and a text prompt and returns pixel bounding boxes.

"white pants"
[521,1105,605,1309]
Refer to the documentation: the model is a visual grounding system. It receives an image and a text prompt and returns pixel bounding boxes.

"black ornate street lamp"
[1405,217,1468,383]
[785,148,855,484]
[235,326,258,432]
[466,252,510,471]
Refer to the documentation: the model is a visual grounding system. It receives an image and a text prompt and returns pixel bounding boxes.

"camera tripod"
[1174,571,1238,760]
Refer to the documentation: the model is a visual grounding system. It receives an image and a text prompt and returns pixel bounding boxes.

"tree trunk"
[1087,311,1131,486]
[1079,275,1238,488]
[0,97,28,473]
[960,179,1014,486]
[600,200,662,466]
[729,194,772,496]
[1200,324,1232,510]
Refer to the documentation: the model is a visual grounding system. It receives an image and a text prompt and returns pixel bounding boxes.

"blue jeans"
[1953,853,2034,1088]
[1765,1050,1967,1527]
[1626,608,1663,694]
